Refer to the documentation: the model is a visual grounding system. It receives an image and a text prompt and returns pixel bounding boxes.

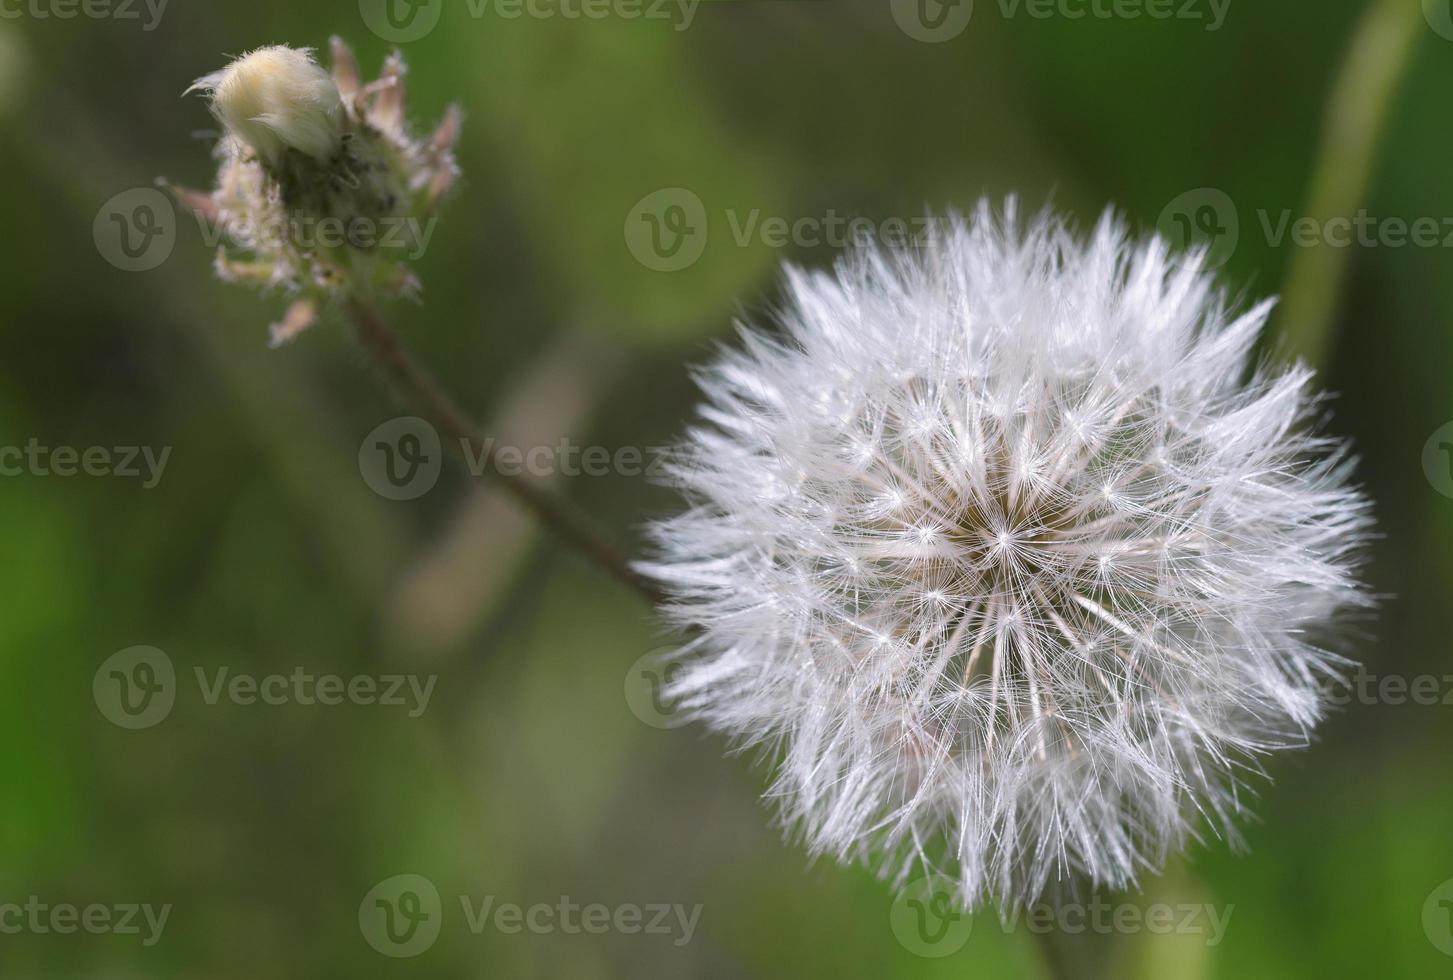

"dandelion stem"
[347,298,664,606]
[1278,0,1421,368]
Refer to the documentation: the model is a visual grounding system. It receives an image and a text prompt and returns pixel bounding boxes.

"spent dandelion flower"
[167,39,461,345]
[164,39,658,602]
[642,200,1374,911]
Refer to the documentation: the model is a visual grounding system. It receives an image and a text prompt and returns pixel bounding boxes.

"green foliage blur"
[0,0,1450,976]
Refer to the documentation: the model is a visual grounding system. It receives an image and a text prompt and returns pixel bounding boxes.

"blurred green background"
[1,0,1451,976]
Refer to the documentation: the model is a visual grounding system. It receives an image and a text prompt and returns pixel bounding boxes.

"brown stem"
[347,298,665,606]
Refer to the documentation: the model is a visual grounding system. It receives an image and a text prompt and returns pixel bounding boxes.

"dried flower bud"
[170,39,462,343]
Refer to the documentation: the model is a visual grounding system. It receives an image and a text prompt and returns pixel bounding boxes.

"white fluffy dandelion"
[643,201,1372,910]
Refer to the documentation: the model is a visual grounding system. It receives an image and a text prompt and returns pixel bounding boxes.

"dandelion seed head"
[643,201,1374,910]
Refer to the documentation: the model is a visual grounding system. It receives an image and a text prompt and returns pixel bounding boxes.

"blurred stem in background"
[347,299,665,606]
[1278,0,1421,369]
[384,327,630,659]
